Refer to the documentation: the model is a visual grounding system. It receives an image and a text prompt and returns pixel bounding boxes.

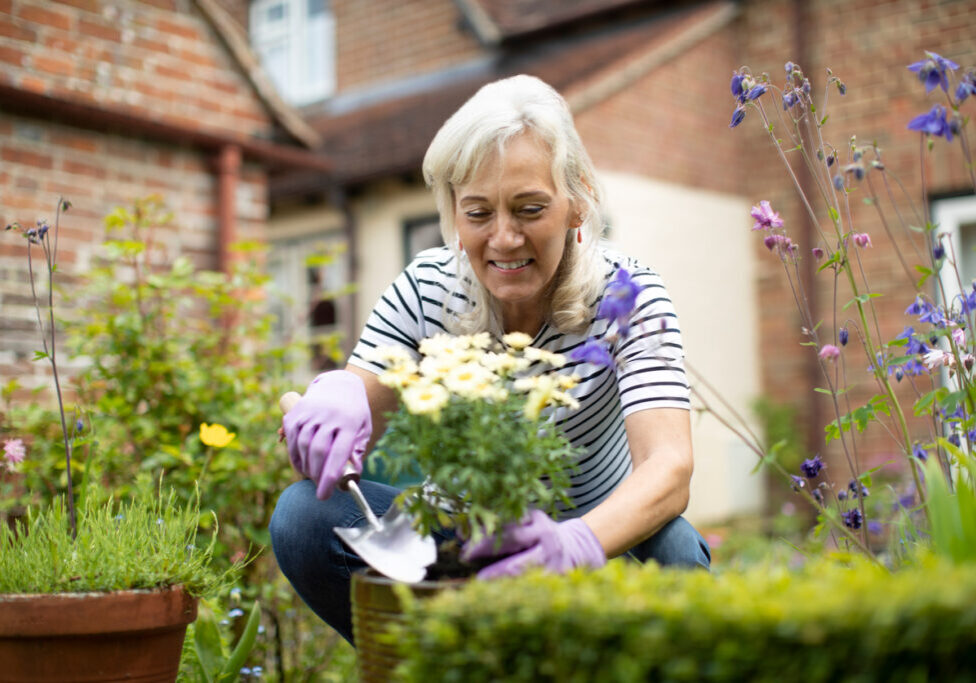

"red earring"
[577,226,582,243]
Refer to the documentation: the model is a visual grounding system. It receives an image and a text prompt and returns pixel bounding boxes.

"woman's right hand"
[281,370,373,500]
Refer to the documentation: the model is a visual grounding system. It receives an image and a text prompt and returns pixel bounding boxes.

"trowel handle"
[278,391,362,491]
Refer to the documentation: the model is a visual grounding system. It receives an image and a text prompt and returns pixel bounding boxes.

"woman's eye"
[466,209,490,220]
[520,205,544,216]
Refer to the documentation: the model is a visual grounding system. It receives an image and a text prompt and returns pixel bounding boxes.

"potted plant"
[0,200,241,682]
[344,331,584,677]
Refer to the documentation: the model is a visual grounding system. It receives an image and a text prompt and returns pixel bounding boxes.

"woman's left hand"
[461,510,606,579]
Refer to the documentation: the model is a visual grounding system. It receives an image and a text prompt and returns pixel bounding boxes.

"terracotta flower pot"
[352,570,461,683]
[0,585,198,683]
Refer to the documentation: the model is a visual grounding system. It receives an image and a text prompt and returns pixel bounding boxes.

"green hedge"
[395,556,976,682]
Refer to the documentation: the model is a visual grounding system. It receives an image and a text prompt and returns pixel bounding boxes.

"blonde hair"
[422,75,605,336]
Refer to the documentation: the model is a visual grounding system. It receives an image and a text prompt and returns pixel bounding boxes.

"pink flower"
[751,200,784,231]
[818,344,841,361]
[952,327,965,347]
[812,246,825,260]
[852,232,872,248]
[3,438,26,467]
[922,349,950,371]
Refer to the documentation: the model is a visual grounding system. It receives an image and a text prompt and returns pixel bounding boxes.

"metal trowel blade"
[334,505,437,584]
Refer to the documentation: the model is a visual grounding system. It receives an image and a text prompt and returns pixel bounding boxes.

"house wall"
[0,1,274,388]
[333,0,484,92]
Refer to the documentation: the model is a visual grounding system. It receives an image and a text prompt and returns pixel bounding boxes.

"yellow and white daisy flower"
[443,361,498,399]
[523,346,567,367]
[502,331,533,350]
[401,381,450,420]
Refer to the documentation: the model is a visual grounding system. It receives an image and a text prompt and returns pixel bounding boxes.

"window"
[250,0,335,105]
[935,194,976,308]
[403,215,443,265]
[267,233,349,376]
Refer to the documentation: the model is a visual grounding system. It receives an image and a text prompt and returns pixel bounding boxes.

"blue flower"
[868,521,882,535]
[838,327,849,346]
[75,419,84,432]
[848,479,869,498]
[569,339,614,368]
[905,296,927,316]
[912,443,928,462]
[918,304,947,327]
[228,608,244,618]
[895,326,928,355]
[948,432,961,447]
[730,73,746,98]
[790,475,805,491]
[933,242,946,260]
[907,104,954,142]
[907,51,959,93]
[598,268,641,335]
[729,106,746,128]
[956,71,976,102]
[842,508,863,530]
[800,455,824,479]
[745,84,767,101]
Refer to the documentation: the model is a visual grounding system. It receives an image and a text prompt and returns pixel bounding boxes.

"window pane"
[307,0,329,17]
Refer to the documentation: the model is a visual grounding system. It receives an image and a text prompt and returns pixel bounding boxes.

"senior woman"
[271,74,710,644]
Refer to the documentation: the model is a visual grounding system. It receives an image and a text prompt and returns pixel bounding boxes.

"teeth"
[494,259,530,270]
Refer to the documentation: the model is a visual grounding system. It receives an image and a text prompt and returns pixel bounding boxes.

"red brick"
[17,5,72,32]
[155,17,199,40]
[62,159,107,179]
[0,16,37,41]
[0,45,25,67]
[31,54,75,78]
[2,147,54,170]
[78,18,121,42]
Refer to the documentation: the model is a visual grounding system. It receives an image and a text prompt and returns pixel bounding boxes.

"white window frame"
[250,0,336,106]
[935,194,976,310]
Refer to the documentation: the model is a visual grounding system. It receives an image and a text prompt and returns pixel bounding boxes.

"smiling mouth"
[491,258,532,270]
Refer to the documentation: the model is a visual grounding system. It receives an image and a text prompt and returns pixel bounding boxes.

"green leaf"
[842,293,882,311]
[192,613,224,683]
[32,350,49,361]
[219,601,262,681]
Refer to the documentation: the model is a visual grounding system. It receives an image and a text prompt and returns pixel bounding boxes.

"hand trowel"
[280,392,436,583]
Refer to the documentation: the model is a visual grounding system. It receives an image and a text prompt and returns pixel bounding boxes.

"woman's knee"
[630,516,711,569]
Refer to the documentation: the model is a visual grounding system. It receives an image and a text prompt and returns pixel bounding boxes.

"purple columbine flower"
[956,71,976,102]
[812,246,825,261]
[729,106,746,128]
[750,200,784,231]
[905,295,933,316]
[745,84,767,101]
[730,73,746,99]
[800,455,824,479]
[908,104,954,142]
[790,475,805,491]
[948,432,961,447]
[842,508,863,530]
[868,520,882,535]
[3,438,26,466]
[849,479,869,498]
[895,326,928,356]
[818,344,840,361]
[839,327,849,346]
[852,232,872,248]
[569,339,614,368]
[933,242,946,260]
[912,443,928,462]
[832,175,845,191]
[907,51,959,93]
[598,268,641,335]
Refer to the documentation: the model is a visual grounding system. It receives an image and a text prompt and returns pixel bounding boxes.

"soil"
[424,539,497,581]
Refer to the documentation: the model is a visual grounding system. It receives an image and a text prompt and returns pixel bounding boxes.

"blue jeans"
[270,479,711,645]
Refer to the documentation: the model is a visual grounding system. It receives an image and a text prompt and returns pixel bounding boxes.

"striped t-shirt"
[348,245,690,517]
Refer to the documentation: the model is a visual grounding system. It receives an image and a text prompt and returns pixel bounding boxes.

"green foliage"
[0,479,238,596]
[395,557,976,682]
[924,439,976,563]
[184,600,263,682]
[49,196,312,559]
[377,392,577,542]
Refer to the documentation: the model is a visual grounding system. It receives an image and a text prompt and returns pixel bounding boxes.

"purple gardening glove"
[461,509,607,579]
[282,370,372,500]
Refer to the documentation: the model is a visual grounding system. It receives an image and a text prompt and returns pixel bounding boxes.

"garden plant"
[699,50,976,565]
[1,197,356,681]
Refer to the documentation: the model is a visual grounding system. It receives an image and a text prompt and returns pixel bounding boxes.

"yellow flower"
[502,331,533,350]
[521,376,557,421]
[199,422,235,448]
[420,354,460,380]
[523,346,566,367]
[443,362,498,399]
[379,361,420,389]
[401,382,450,421]
[480,351,530,375]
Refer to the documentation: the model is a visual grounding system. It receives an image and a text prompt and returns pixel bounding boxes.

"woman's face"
[454,133,575,333]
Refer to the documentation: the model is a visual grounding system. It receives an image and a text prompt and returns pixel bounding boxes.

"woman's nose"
[490,213,524,249]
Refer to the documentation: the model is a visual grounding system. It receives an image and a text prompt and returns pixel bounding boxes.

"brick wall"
[0,0,272,137]
[334,0,485,92]
[0,0,273,389]
[575,28,742,197]
[736,0,976,473]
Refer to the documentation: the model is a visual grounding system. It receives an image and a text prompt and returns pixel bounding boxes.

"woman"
[271,75,710,644]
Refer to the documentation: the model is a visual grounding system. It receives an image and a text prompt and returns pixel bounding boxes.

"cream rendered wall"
[351,182,439,330]
[599,169,764,525]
